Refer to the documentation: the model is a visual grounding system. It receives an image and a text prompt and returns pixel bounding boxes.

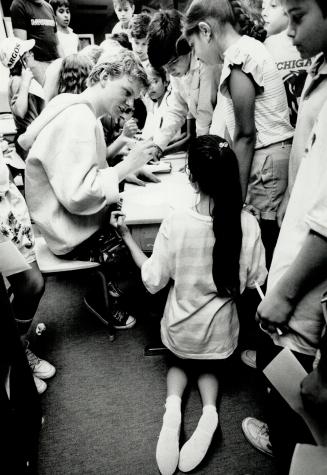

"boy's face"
[284,0,327,58]
[163,53,191,77]
[262,0,288,36]
[147,72,166,101]
[130,37,148,62]
[113,1,134,27]
[101,74,140,118]
[55,5,71,28]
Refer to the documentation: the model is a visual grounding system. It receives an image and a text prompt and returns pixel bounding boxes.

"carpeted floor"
[30,273,279,475]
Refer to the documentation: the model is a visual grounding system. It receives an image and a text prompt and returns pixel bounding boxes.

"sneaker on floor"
[111,306,136,330]
[107,281,123,298]
[241,350,257,369]
[33,375,47,395]
[242,417,273,457]
[84,295,136,330]
[26,348,56,380]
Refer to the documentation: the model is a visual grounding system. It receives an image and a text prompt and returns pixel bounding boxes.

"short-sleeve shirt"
[10,0,59,62]
[141,209,267,359]
[265,31,311,127]
[268,101,327,354]
[211,35,293,149]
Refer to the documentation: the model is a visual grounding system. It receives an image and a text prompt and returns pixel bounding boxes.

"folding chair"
[35,235,115,341]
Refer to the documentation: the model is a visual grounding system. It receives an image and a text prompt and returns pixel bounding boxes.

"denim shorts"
[245,139,292,221]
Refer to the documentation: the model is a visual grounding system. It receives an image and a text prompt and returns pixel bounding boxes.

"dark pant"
[256,331,315,474]
[260,219,280,271]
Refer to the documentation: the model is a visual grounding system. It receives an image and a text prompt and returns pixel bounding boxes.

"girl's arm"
[110,212,148,268]
[10,71,33,119]
[229,66,256,202]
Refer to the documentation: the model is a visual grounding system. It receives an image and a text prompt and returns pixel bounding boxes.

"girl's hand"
[21,68,33,86]
[109,211,130,237]
[122,118,138,138]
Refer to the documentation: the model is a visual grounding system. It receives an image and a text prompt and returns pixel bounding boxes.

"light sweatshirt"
[24,93,119,255]
[153,53,221,150]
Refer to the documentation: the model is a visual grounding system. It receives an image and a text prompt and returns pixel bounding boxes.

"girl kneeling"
[111,135,267,474]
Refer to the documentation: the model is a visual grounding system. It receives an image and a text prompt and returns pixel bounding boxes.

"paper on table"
[143,162,172,174]
[263,348,327,445]
[0,240,30,276]
[289,444,327,475]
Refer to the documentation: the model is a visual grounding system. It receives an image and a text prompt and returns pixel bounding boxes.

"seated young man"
[147,9,221,154]
[20,50,156,329]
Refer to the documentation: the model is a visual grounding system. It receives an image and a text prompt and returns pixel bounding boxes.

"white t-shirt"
[154,53,221,150]
[289,54,327,189]
[211,35,293,148]
[142,209,267,359]
[265,31,311,127]
[268,100,327,354]
[142,89,183,144]
[57,28,79,57]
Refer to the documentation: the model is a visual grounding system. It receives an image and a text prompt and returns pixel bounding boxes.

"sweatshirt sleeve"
[39,107,119,215]
[153,80,188,151]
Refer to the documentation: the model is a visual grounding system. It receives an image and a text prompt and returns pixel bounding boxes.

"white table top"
[121,154,196,225]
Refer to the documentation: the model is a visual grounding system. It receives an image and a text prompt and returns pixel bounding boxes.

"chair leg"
[94,269,115,342]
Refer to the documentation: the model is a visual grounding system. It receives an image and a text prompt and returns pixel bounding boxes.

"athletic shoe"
[26,348,56,380]
[241,350,257,369]
[111,304,136,330]
[84,295,136,330]
[241,417,273,457]
[107,281,123,298]
[33,375,47,395]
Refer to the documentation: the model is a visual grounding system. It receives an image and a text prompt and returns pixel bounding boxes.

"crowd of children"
[1,0,327,473]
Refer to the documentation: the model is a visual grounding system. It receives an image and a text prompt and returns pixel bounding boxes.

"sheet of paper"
[289,444,327,475]
[0,240,30,276]
[264,348,327,445]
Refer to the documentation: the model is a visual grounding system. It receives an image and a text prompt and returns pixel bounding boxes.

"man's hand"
[122,118,138,139]
[125,167,161,186]
[125,140,157,168]
[256,286,295,334]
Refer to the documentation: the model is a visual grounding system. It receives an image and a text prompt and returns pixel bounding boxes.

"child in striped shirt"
[110,135,266,474]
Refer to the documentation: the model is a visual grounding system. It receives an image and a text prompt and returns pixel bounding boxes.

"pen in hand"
[254,281,284,337]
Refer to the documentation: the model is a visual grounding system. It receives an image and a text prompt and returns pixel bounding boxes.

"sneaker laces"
[112,307,129,323]
[26,348,40,370]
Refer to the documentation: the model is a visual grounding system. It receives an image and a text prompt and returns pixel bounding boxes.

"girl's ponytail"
[188,136,243,299]
[229,0,267,42]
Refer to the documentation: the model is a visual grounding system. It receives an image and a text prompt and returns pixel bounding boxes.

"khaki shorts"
[246,139,292,221]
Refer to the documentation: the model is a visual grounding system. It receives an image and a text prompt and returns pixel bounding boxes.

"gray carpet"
[30,273,278,475]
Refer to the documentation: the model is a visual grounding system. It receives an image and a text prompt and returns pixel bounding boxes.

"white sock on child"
[178,405,218,472]
[156,395,182,475]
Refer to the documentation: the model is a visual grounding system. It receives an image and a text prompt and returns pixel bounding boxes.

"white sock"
[156,395,182,475]
[178,405,218,473]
